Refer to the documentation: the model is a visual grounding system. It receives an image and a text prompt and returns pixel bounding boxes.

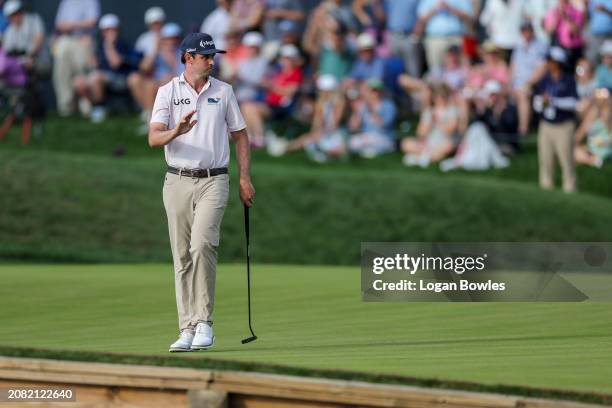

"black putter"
[241,204,258,344]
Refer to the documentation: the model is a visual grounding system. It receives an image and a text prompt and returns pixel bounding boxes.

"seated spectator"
[347,78,397,158]
[267,74,347,161]
[415,0,474,70]
[234,31,269,103]
[2,0,46,73]
[543,0,586,69]
[345,32,384,90]
[201,0,231,51]
[52,0,100,116]
[574,88,611,168]
[510,21,548,135]
[533,46,578,192]
[73,14,141,123]
[241,44,304,147]
[128,22,182,133]
[425,44,468,92]
[134,7,165,59]
[575,58,598,116]
[595,41,612,90]
[402,83,459,167]
[218,30,249,82]
[473,80,520,153]
[229,0,264,34]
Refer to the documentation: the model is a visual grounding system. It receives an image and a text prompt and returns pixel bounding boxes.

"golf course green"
[1,263,611,398]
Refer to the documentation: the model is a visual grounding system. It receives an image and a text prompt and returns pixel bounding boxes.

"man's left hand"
[240,178,256,207]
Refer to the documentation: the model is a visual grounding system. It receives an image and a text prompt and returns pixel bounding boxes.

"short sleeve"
[150,86,170,126]
[225,87,247,132]
[417,0,433,17]
[85,0,101,21]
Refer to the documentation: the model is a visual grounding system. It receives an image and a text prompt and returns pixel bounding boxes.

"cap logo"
[200,40,215,48]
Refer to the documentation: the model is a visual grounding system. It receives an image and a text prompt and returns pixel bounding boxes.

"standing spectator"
[347,78,397,158]
[384,0,423,78]
[229,0,264,34]
[533,46,578,192]
[575,58,597,116]
[415,0,474,70]
[585,0,612,64]
[52,0,100,116]
[510,21,548,135]
[543,0,586,68]
[201,0,232,52]
[352,0,386,37]
[2,0,45,70]
[522,0,557,44]
[217,30,249,82]
[134,7,165,59]
[73,14,141,123]
[479,0,525,57]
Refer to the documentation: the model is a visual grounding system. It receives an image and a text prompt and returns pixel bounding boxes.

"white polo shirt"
[151,73,246,170]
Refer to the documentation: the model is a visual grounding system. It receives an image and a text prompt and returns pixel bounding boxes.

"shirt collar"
[178,73,214,95]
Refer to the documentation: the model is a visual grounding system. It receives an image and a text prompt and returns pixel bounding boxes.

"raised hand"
[175,110,198,136]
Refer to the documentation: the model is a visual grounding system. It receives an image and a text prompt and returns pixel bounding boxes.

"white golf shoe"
[169,331,194,352]
[191,322,214,350]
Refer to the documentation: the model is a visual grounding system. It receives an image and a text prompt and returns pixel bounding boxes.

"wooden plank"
[0,357,607,408]
[0,379,189,408]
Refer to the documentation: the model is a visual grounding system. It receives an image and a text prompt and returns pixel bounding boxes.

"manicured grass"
[1,263,611,401]
[3,124,612,264]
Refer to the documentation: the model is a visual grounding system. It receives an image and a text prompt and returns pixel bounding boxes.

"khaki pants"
[389,32,423,78]
[51,35,91,115]
[538,121,576,193]
[163,172,230,332]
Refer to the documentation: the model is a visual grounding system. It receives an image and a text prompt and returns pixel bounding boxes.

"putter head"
[241,335,258,344]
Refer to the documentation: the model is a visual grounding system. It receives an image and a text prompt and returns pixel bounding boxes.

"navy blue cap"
[180,32,226,55]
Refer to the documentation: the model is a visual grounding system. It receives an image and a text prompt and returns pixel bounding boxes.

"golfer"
[148,32,255,352]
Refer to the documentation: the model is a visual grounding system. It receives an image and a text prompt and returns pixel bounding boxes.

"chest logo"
[173,98,191,105]
[207,97,221,104]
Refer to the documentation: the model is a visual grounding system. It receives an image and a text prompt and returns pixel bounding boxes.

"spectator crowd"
[0,0,611,192]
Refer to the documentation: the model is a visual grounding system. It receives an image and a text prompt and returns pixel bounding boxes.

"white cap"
[356,32,375,50]
[242,31,264,47]
[280,44,300,59]
[316,74,338,91]
[548,46,568,64]
[144,7,165,25]
[160,22,181,39]
[99,14,120,30]
[3,0,22,16]
[483,80,502,95]
[601,40,612,56]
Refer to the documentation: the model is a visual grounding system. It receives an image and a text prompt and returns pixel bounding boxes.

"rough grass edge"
[0,346,610,406]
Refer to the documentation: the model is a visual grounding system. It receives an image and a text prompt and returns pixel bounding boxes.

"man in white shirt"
[149,33,255,352]
[200,0,231,51]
